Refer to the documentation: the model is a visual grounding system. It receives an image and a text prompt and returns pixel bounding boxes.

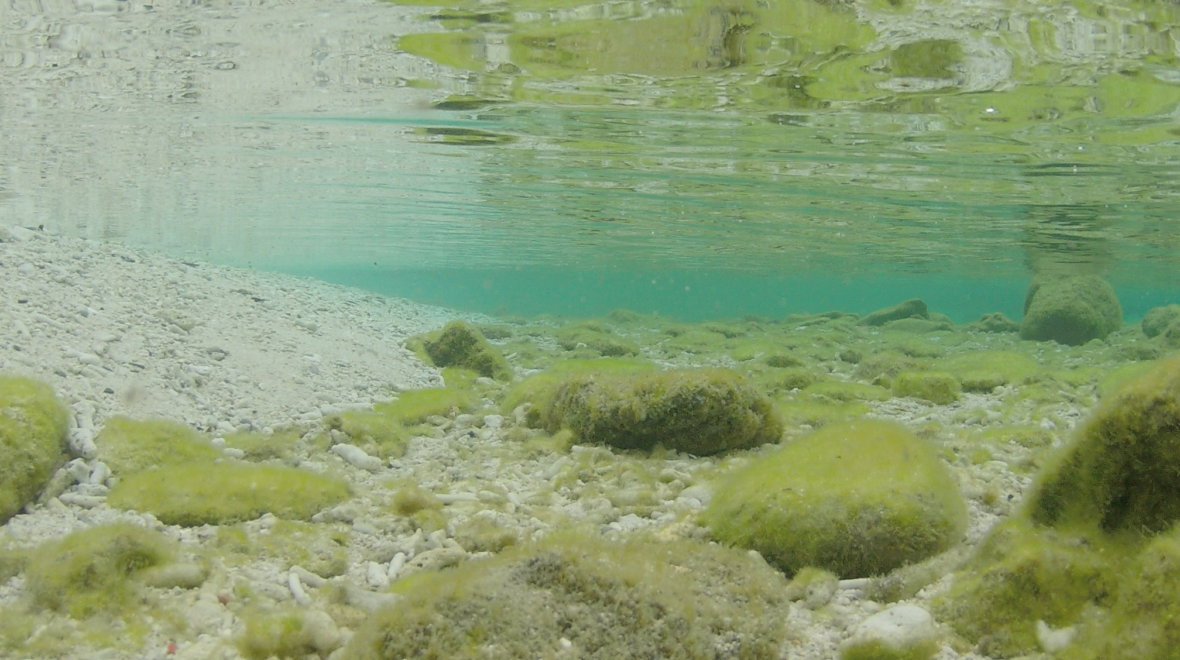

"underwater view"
[2,0,1180,658]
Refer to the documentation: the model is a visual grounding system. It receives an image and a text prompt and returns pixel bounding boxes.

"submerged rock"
[1019,275,1122,345]
[343,531,790,659]
[409,320,512,380]
[0,376,68,523]
[541,368,783,455]
[1028,352,1180,533]
[1141,304,1180,338]
[702,419,966,577]
[938,354,1180,657]
[859,298,929,326]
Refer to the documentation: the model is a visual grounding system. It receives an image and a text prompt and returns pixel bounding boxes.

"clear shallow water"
[2,0,1178,321]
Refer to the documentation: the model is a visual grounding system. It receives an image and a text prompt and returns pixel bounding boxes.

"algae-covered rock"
[703,419,966,577]
[933,518,1117,657]
[343,530,790,659]
[891,371,962,405]
[970,312,1020,333]
[1020,275,1122,345]
[25,523,175,618]
[410,320,511,380]
[0,376,68,523]
[1142,304,1180,338]
[1027,353,1180,533]
[1064,526,1180,659]
[554,320,640,357]
[860,299,929,326]
[97,416,220,476]
[542,368,782,455]
[942,350,1040,392]
[108,461,350,526]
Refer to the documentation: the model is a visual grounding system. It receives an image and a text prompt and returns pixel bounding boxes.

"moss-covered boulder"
[343,531,790,659]
[1020,275,1122,345]
[703,419,966,577]
[25,523,175,618]
[410,320,511,380]
[1142,304,1180,338]
[0,376,68,523]
[933,518,1118,658]
[859,299,929,326]
[108,461,350,526]
[1064,526,1180,659]
[891,371,962,405]
[541,368,782,455]
[1027,353,1180,534]
[96,416,220,476]
[936,354,1180,657]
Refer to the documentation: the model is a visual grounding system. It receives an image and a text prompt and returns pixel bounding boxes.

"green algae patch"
[328,386,476,459]
[1064,525,1180,660]
[942,350,1042,392]
[892,371,962,405]
[500,357,657,424]
[108,461,349,526]
[408,320,511,380]
[344,530,790,659]
[25,523,175,618]
[223,429,300,462]
[215,520,349,578]
[237,606,342,659]
[1027,353,1180,534]
[543,368,783,455]
[0,376,68,523]
[554,320,640,357]
[703,419,966,577]
[97,416,220,476]
[933,518,1120,658]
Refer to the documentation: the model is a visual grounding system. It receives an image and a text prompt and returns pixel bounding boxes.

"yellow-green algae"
[541,367,783,455]
[935,353,1180,656]
[407,319,511,380]
[108,461,350,526]
[97,416,220,476]
[25,523,175,618]
[703,419,967,577]
[327,384,478,458]
[344,529,789,659]
[891,371,962,405]
[215,519,350,578]
[0,375,68,523]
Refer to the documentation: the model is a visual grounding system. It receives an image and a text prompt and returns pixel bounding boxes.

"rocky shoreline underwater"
[2,225,1180,659]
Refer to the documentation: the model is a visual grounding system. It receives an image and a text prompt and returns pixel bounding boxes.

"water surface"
[2,0,1178,320]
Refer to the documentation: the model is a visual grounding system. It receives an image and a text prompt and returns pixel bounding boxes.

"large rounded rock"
[0,376,69,523]
[1029,353,1180,533]
[703,419,966,577]
[542,368,782,455]
[344,531,789,660]
[1020,275,1122,345]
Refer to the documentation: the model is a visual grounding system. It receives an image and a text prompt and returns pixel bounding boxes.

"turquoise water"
[1,0,1178,321]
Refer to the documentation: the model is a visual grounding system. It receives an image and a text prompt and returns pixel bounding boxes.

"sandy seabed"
[0,224,1155,659]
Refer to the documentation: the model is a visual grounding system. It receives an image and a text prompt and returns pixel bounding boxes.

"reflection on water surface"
[1,0,1177,318]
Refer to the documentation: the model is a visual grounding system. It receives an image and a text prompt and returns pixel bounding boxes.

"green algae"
[703,419,966,577]
[408,320,512,380]
[542,367,783,455]
[108,461,350,526]
[25,523,175,618]
[892,371,962,405]
[0,375,68,523]
[97,416,220,476]
[215,519,350,578]
[345,530,790,659]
